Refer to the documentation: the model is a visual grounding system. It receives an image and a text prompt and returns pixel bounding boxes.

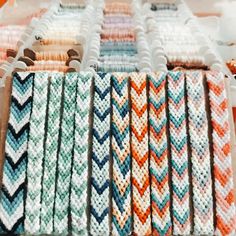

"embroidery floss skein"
[70,72,92,236]
[54,73,77,234]
[111,73,131,236]
[186,71,214,235]
[206,71,236,235]
[148,72,172,236]
[40,73,63,234]
[130,73,152,236]
[167,71,190,235]
[24,72,49,234]
[90,73,111,236]
[0,72,34,234]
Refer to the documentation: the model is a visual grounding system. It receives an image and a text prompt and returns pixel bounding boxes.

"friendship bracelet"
[90,73,111,236]
[40,73,63,234]
[130,73,152,236]
[54,73,77,234]
[111,73,131,236]
[25,72,49,234]
[0,72,34,234]
[206,71,236,235]
[186,71,214,235]
[167,71,190,235]
[148,72,172,236]
[70,72,92,236]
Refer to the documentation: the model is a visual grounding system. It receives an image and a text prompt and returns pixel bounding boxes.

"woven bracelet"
[149,72,172,236]
[54,73,77,234]
[40,73,63,234]
[0,72,34,234]
[90,73,111,236]
[130,72,152,236]
[186,71,214,235]
[167,71,190,235]
[207,71,236,235]
[111,73,131,236]
[25,72,49,234]
[70,72,92,236]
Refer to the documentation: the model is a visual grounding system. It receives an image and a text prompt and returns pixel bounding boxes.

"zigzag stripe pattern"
[40,73,63,234]
[206,71,236,236]
[130,72,152,236]
[167,71,190,235]
[148,72,172,236]
[25,72,49,234]
[111,73,131,236]
[186,71,214,235]
[54,73,77,234]
[90,73,111,236]
[0,72,34,234]
[70,72,92,236]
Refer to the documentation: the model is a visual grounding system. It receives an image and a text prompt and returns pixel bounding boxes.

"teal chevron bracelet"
[40,73,64,234]
[54,73,77,234]
[70,72,92,236]
[0,72,34,234]
[90,73,111,236]
[25,72,49,234]
[111,73,131,236]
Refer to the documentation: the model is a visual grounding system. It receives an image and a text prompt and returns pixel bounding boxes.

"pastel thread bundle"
[70,72,92,236]
[98,2,138,73]
[186,71,214,235]
[167,71,190,235]
[25,72,49,234]
[111,73,131,236]
[148,72,172,236]
[0,71,236,236]
[207,71,236,236]
[0,72,34,234]
[90,73,111,236]
[130,73,152,236]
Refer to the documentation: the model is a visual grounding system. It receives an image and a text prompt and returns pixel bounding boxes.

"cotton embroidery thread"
[130,73,152,236]
[90,73,111,236]
[167,71,190,235]
[25,72,49,234]
[0,72,34,234]
[111,73,131,236]
[148,72,172,236]
[70,72,92,236]
[207,71,236,236]
[186,71,214,235]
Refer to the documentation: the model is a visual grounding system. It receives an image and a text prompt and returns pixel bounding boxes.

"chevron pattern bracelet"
[207,71,236,236]
[0,72,34,234]
[70,72,92,236]
[25,72,49,234]
[130,73,152,236]
[186,71,214,235]
[149,72,172,236]
[111,73,131,236]
[54,73,77,234]
[90,73,111,236]
[167,71,191,235]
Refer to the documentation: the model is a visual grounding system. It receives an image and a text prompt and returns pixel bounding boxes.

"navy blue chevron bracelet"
[0,72,34,234]
[90,73,111,236]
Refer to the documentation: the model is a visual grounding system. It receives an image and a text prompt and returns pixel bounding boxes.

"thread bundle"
[98,2,138,72]
[0,71,235,236]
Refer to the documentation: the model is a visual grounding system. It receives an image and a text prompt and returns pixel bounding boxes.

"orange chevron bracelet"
[130,73,152,236]
[206,71,236,236]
